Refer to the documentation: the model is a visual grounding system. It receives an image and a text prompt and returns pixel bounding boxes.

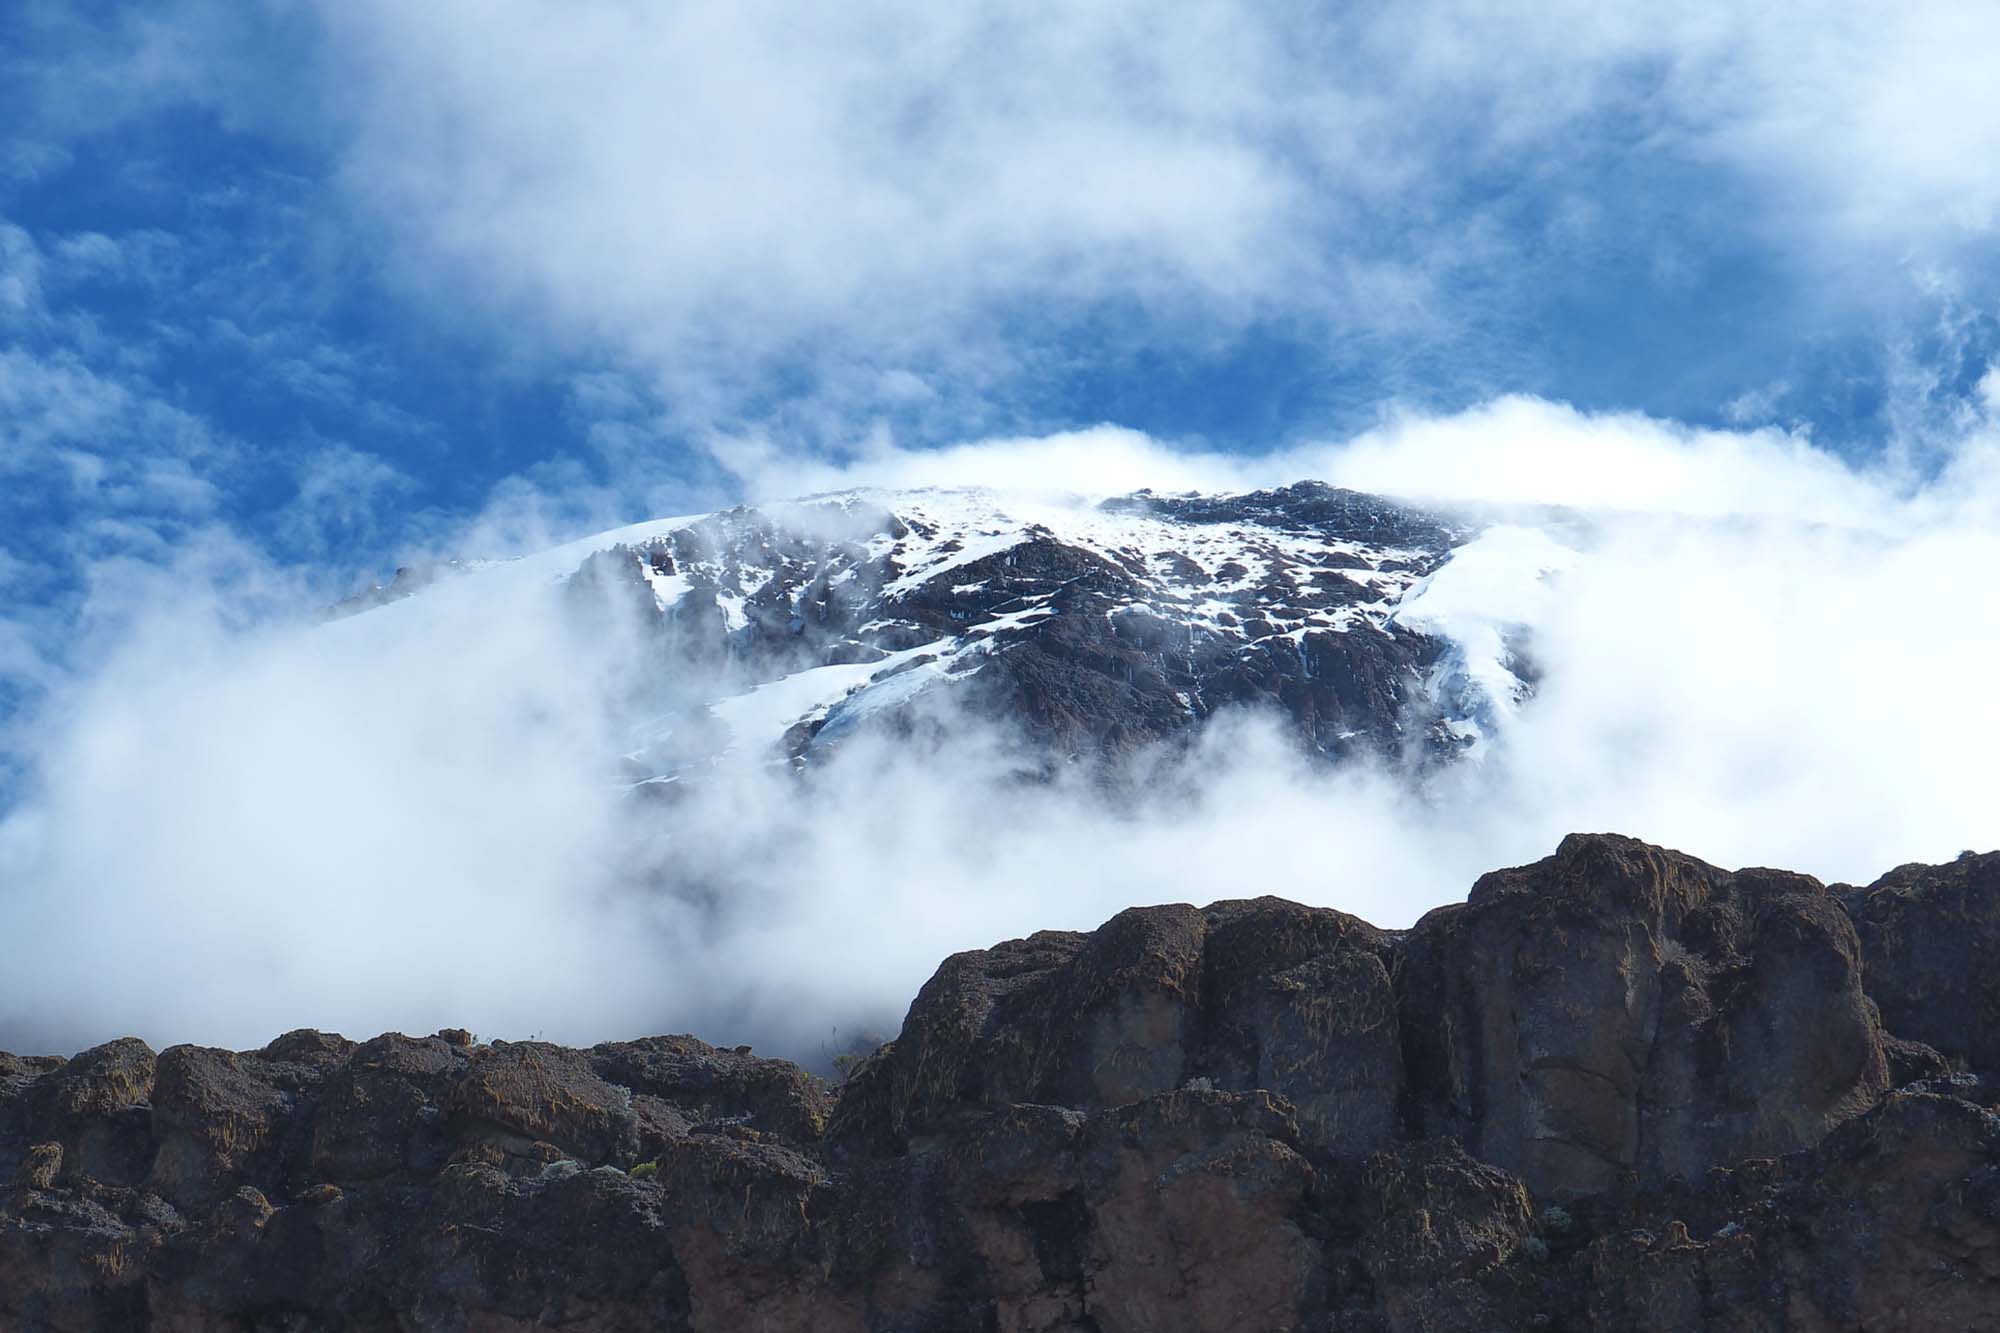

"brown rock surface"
[1842,849,2000,1072]
[1401,834,1890,1197]
[2,833,1997,1330]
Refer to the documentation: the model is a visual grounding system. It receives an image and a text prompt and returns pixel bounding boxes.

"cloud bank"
[3,396,1996,1061]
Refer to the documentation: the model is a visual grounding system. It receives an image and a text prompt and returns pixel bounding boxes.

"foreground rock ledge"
[5,834,2000,1331]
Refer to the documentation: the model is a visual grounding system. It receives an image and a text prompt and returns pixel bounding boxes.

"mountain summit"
[350,482,1560,785]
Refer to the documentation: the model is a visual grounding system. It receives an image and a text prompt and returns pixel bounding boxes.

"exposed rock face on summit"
[7,836,2000,1330]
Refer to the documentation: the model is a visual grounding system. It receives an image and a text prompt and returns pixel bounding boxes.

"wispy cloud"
[0,209,409,747]
[246,1,2000,453]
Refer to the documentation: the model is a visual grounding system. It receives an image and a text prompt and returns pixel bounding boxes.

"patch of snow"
[512,512,708,584]
[964,601,1058,639]
[704,640,955,756]
[1393,523,1577,742]
[637,561,689,612]
[813,653,957,745]
[882,528,1024,598]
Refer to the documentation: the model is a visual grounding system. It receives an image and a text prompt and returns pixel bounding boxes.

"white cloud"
[0,224,44,320]
[1309,398,1902,527]
[306,2,1322,418]
[280,444,415,557]
[0,559,666,1050]
[728,395,1914,533]
[727,424,1262,503]
[0,347,230,522]
[242,0,2000,441]
[1479,512,2000,876]
[48,230,123,277]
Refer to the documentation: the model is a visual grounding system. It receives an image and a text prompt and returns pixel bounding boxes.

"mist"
[2,397,1998,1061]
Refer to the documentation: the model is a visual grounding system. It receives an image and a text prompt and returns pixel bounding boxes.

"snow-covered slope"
[343,482,1548,783]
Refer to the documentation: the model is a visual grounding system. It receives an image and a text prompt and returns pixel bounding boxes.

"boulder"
[1841,850,2000,1074]
[858,896,1401,1159]
[22,1037,158,1188]
[308,1032,467,1181]
[1401,834,1889,1196]
[145,1046,304,1211]
[589,1034,831,1140]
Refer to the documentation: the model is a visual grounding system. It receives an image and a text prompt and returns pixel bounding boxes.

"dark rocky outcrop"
[1402,836,1889,1198]
[1841,850,2000,1073]
[7,834,2000,1329]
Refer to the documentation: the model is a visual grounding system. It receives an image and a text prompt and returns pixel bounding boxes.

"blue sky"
[6,1,2000,763]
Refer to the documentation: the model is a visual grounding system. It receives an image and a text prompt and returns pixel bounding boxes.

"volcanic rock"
[5,834,2000,1330]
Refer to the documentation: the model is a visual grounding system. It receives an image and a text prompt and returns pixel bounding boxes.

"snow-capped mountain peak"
[342,482,1549,784]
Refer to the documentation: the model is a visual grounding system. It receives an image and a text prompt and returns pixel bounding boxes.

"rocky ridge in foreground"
[6,834,2000,1330]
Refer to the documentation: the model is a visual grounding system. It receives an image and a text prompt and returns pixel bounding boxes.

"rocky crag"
[6,834,2000,1330]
